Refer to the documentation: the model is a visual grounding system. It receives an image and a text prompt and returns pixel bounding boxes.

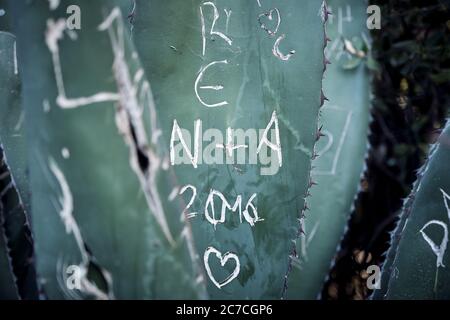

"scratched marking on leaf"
[420,220,448,268]
[291,219,321,271]
[312,105,353,176]
[258,8,281,36]
[45,19,120,108]
[418,189,450,269]
[49,158,113,300]
[256,5,295,61]
[179,185,198,221]
[13,40,18,75]
[224,9,232,34]
[200,2,232,56]
[44,8,182,246]
[338,5,353,34]
[418,189,450,284]
[440,188,450,221]
[204,189,262,228]
[314,130,333,161]
[203,246,240,289]
[98,8,176,245]
[216,128,248,158]
[272,34,295,61]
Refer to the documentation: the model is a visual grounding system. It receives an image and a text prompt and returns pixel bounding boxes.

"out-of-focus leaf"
[374,121,450,299]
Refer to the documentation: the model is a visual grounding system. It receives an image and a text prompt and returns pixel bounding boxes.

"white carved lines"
[312,105,353,176]
[204,247,240,289]
[45,8,175,245]
[200,2,232,57]
[45,19,120,109]
[194,60,229,108]
[419,189,450,269]
[49,158,113,299]
[257,5,295,61]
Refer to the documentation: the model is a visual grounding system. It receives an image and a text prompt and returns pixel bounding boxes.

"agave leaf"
[285,0,371,299]
[374,121,450,299]
[132,0,327,299]
[10,0,205,299]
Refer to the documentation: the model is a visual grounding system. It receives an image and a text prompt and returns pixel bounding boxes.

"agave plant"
[5,0,443,301]
[285,0,371,299]
[0,0,375,300]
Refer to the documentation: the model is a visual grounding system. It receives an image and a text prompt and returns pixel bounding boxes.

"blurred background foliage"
[324,0,450,300]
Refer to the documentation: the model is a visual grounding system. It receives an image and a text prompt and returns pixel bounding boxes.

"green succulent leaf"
[132,0,327,299]
[374,121,450,299]
[285,0,371,299]
[10,0,206,299]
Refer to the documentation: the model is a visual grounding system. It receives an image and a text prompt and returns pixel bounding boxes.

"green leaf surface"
[11,0,205,299]
[374,121,450,299]
[133,0,326,299]
[286,0,371,299]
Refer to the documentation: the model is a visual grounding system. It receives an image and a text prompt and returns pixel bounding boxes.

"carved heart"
[203,246,240,289]
[258,8,281,36]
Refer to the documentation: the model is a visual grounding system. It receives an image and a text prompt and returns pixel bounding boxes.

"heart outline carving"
[203,246,240,289]
[258,8,281,36]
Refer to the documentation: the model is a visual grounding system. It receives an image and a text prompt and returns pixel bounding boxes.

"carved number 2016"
[178,185,263,228]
